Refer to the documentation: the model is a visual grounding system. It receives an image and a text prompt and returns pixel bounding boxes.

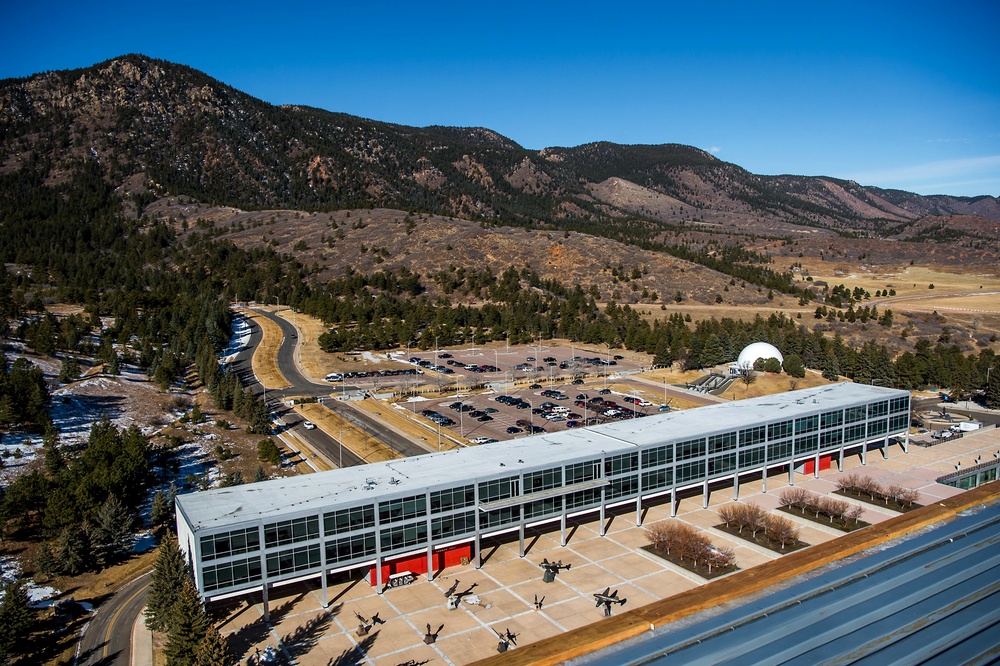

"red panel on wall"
[802,455,833,476]
[368,543,473,586]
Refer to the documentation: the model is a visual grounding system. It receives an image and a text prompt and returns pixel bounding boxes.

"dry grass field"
[720,370,832,400]
[243,309,291,389]
[295,402,402,464]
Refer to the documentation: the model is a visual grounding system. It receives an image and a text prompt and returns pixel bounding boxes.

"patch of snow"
[0,557,60,607]
[361,351,385,364]
[132,531,157,554]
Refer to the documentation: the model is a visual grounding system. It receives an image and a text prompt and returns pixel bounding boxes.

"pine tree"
[194,624,229,666]
[150,490,172,531]
[35,542,57,579]
[822,351,841,382]
[108,352,120,376]
[164,580,208,666]
[145,535,190,633]
[986,363,1000,409]
[58,355,80,383]
[58,524,91,575]
[92,495,136,567]
[0,579,34,665]
[252,466,267,483]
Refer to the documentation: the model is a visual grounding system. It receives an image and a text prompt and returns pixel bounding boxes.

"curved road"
[76,571,151,666]
[248,309,430,462]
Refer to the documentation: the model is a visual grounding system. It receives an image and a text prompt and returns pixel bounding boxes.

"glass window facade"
[264,516,318,549]
[605,453,638,476]
[324,506,374,536]
[479,476,518,503]
[201,527,260,561]
[379,495,426,524]
[326,533,375,564]
[203,556,262,592]
[430,486,475,513]
[266,544,320,577]
[566,460,600,485]
[524,467,562,493]
[676,438,706,461]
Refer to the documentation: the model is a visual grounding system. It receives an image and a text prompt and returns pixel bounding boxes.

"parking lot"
[406,378,665,445]
[400,343,643,386]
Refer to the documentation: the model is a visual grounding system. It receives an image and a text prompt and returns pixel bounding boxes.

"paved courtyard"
[212,427,1000,665]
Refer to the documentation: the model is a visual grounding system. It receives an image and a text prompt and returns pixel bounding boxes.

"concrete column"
[862,441,868,466]
[733,474,740,501]
[702,479,709,509]
[670,487,677,517]
[261,582,270,623]
[814,451,820,479]
[883,435,889,459]
[635,496,642,527]
[319,543,328,608]
[474,532,481,569]
[426,545,434,582]
[904,429,910,454]
[762,464,768,493]
[560,511,567,546]
[599,499,607,536]
[375,554,383,593]
[518,521,525,557]
[838,446,844,472]
[789,458,795,486]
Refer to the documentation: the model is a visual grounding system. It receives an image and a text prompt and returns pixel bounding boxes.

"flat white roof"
[176,383,906,532]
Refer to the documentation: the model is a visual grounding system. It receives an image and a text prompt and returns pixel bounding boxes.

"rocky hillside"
[2,54,998,268]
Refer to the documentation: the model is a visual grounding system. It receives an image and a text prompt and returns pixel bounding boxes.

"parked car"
[572,378,584,385]
[506,426,523,434]
[530,383,542,389]
[302,421,316,430]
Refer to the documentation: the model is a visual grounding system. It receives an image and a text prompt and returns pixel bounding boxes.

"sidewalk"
[131,605,152,666]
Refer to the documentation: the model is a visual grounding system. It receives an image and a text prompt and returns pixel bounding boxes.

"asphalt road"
[77,571,151,666]
[246,309,427,463]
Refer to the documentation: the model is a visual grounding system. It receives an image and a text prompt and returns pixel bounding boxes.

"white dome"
[737,342,783,367]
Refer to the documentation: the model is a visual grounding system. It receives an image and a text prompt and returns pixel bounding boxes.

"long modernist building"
[176,383,910,611]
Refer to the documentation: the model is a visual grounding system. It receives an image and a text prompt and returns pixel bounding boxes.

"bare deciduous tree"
[764,515,799,550]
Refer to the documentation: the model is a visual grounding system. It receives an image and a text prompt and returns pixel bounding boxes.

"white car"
[303,421,316,430]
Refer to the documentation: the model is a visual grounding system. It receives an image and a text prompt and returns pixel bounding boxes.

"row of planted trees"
[777,488,866,526]
[835,474,921,508]
[644,521,736,574]
[717,503,801,550]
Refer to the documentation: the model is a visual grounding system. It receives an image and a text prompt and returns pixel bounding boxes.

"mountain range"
[2,53,999,279]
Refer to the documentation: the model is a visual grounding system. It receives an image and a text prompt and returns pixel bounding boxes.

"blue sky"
[3,1,999,197]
